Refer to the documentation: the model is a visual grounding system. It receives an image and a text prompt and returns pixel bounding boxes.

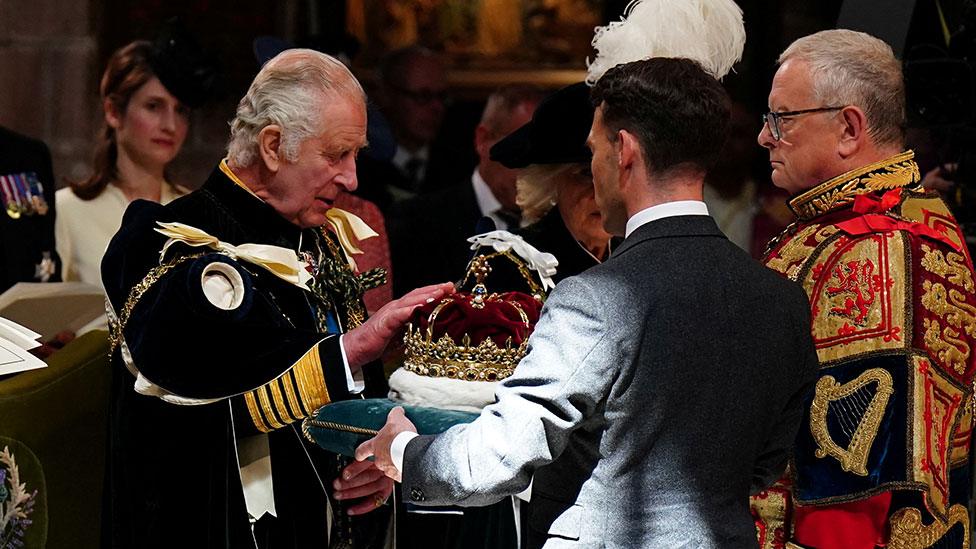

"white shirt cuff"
[338,335,364,394]
[391,431,419,474]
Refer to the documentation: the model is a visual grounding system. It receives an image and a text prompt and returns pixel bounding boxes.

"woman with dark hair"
[56,31,212,286]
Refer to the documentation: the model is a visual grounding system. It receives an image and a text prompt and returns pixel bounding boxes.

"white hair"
[779,30,905,147]
[586,0,745,85]
[227,49,366,167]
[516,164,576,224]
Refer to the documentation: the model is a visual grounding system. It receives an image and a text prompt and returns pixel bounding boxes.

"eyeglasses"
[389,84,449,105]
[761,106,845,140]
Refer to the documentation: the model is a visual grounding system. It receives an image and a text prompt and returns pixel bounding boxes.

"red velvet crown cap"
[409,291,542,348]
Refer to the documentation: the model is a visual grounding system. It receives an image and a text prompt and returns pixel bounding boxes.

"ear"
[617,129,640,176]
[104,99,122,129]
[837,106,868,157]
[473,124,490,160]
[258,125,283,173]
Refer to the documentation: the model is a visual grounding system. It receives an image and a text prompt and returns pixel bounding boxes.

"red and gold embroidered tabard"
[752,151,976,549]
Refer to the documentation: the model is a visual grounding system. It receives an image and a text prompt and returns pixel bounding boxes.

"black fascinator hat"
[148,18,220,108]
[490,82,594,169]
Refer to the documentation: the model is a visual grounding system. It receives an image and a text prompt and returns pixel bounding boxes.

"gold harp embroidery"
[888,504,970,549]
[810,368,894,475]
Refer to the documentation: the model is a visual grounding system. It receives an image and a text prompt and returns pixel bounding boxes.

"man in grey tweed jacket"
[347,58,818,548]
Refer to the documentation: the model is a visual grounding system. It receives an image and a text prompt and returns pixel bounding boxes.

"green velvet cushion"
[305,398,478,457]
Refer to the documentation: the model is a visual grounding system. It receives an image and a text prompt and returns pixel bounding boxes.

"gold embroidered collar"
[788,150,922,221]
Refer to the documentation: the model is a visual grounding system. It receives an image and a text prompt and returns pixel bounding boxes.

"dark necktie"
[495,209,520,231]
[403,156,424,191]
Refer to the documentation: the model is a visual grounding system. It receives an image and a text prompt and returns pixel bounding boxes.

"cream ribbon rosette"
[324,207,378,272]
[155,221,313,290]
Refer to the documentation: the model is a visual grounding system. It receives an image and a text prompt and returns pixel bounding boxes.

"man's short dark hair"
[590,57,731,176]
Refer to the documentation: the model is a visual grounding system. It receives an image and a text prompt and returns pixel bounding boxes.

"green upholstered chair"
[0,330,111,548]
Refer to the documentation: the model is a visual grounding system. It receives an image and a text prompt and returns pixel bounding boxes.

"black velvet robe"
[101,166,386,548]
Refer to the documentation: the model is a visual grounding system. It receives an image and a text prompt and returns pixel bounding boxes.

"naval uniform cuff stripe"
[244,391,272,433]
[268,377,295,424]
[257,385,286,429]
[294,344,331,412]
[280,373,304,420]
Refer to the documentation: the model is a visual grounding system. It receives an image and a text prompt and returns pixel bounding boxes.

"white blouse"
[55,182,185,287]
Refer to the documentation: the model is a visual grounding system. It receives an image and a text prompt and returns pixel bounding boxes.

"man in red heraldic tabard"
[751,29,976,549]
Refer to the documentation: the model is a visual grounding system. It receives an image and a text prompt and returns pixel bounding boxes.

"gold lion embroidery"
[888,504,970,549]
[921,281,976,375]
[923,318,971,376]
[810,368,894,475]
[766,225,837,280]
[826,259,876,326]
[921,244,974,293]
[751,484,790,549]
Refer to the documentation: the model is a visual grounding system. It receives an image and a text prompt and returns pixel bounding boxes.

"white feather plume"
[586,0,746,84]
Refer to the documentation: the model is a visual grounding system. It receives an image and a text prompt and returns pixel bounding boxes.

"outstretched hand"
[354,407,417,483]
[342,282,453,369]
[333,459,395,516]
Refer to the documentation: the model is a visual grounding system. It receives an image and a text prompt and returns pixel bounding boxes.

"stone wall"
[0,0,99,186]
[0,0,284,191]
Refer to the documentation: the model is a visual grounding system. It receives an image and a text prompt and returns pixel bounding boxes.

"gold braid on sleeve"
[243,345,331,432]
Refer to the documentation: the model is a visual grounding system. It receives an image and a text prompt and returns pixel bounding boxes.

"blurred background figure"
[56,23,216,288]
[357,45,474,210]
[0,126,68,357]
[0,127,60,291]
[703,101,759,253]
[387,84,542,297]
[380,49,446,180]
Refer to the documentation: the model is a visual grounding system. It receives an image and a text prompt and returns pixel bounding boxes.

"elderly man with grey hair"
[750,29,976,549]
[101,48,451,549]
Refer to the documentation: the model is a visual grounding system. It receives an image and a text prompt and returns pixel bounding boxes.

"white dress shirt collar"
[392,145,430,173]
[624,200,710,238]
[471,169,513,230]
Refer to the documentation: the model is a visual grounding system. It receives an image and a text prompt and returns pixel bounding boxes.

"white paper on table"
[0,335,45,375]
[0,316,41,350]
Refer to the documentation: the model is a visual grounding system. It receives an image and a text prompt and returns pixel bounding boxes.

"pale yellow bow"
[325,207,378,272]
[155,222,313,290]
